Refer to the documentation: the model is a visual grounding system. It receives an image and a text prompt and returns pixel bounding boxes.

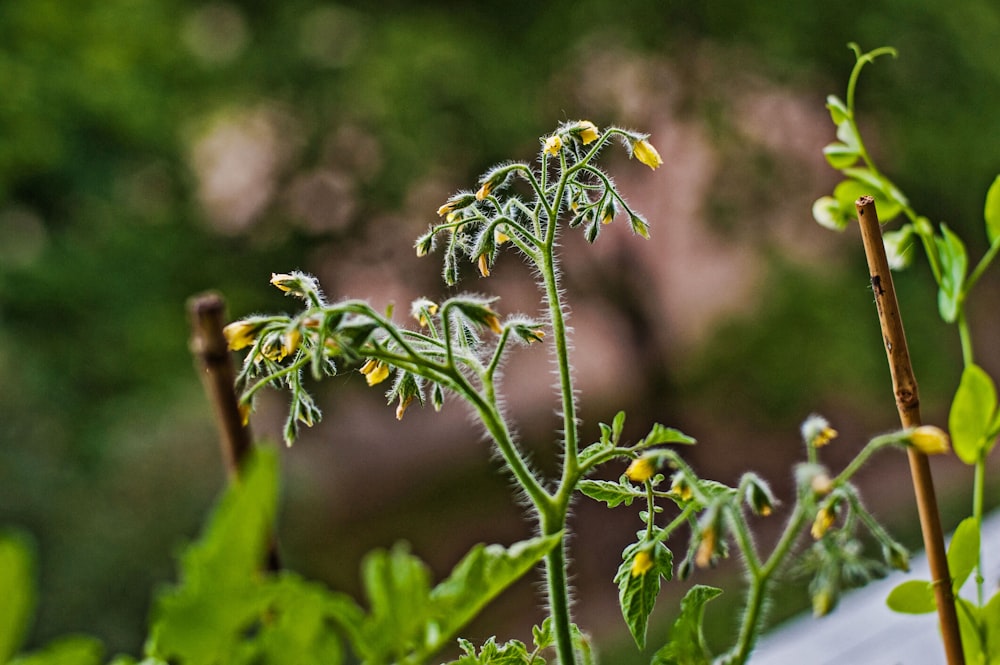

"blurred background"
[3,0,1000,661]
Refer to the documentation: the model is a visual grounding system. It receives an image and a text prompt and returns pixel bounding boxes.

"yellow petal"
[478,254,491,277]
[630,550,654,577]
[625,457,656,483]
[577,120,599,144]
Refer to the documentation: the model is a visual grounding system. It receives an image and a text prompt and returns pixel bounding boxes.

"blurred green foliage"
[3,0,1000,658]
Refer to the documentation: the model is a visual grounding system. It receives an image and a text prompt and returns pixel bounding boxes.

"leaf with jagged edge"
[650,585,722,665]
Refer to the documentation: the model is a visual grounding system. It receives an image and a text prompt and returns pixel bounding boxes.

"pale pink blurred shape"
[189,107,293,234]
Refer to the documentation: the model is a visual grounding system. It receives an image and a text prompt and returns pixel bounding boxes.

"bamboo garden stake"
[855,196,964,665]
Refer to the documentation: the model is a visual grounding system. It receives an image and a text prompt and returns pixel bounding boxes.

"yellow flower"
[811,507,836,539]
[360,359,390,386]
[631,549,654,577]
[478,254,491,277]
[909,426,951,455]
[577,120,599,144]
[494,228,510,244]
[223,320,259,351]
[632,139,663,170]
[815,426,838,447]
[544,134,563,156]
[625,456,657,483]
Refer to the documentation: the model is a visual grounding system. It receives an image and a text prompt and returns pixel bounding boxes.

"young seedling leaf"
[984,174,1000,244]
[946,517,980,593]
[650,585,723,665]
[886,580,935,614]
[0,532,35,663]
[935,224,968,324]
[983,591,1000,661]
[949,363,997,465]
[823,142,860,169]
[826,95,850,125]
[639,423,696,448]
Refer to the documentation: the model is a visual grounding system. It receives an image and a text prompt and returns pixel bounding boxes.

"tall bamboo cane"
[855,196,963,665]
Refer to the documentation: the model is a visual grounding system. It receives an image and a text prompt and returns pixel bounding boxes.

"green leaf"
[984,175,1000,244]
[638,423,696,448]
[448,637,535,665]
[359,543,433,662]
[936,223,968,323]
[425,534,560,658]
[650,585,722,665]
[956,598,985,664]
[885,579,935,614]
[146,447,280,664]
[0,531,35,662]
[826,95,850,125]
[8,637,103,665]
[249,575,347,665]
[946,517,980,592]
[823,142,859,169]
[949,363,997,465]
[615,542,672,649]
[812,195,851,231]
[578,480,642,507]
[984,591,1000,661]
[612,410,626,444]
[842,168,904,220]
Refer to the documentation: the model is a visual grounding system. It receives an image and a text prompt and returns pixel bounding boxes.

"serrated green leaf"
[360,543,433,662]
[0,531,35,663]
[650,585,722,665]
[578,480,642,507]
[823,142,860,169]
[146,447,280,664]
[826,95,850,125]
[250,575,346,665]
[8,636,103,665]
[946,517,980,593]
[424,534,559,659]
[885,579,935,614]
[812,195,850,231]
[984,175,1000,244]
[936,223,968,323]
[950,363,997,465]
[615,542,672,649]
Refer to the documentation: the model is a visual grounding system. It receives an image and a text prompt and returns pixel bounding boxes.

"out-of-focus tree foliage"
[2,0,1000,657]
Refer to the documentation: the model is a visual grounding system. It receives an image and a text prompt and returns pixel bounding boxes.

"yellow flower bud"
[695,526,716,569]
[811,507,836,539]
[668,473,693,501]
[395,394,414,421]
[908,426,951,455]
[269,272,298,292]
[223,320,260,351]
[810,473,834,497]
[281,328,301,358]
[631,549,654,577]
[475,180,492,201]
[494,228,510,245]
[632,139,663,169]
[483,312,503,335]
[478,254,491,277]
[625,456,657,483]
